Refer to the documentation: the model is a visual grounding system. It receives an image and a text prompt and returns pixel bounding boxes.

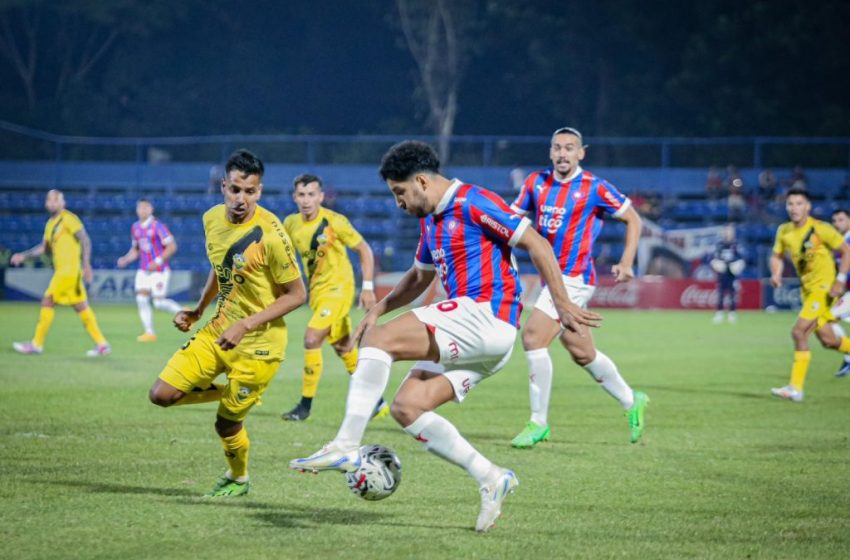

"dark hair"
[379,140,440,181]
[293,173,322,190]
[225,149,264,178]
[786,187,809,201]
[137,197,152,206]
[832,208,850,218]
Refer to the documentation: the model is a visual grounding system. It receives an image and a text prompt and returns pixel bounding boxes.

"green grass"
[2,302,849,559]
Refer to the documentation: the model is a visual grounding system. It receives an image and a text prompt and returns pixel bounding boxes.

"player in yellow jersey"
[148,150,306,497]
[280,174,389,421]
[11,190,110,356]
[769,188,850,402]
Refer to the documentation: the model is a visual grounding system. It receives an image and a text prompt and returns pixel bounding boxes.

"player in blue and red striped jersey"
[829,208,850,377]
[510,127,649,448]
[117,198,183,341]
[290,140,600,533]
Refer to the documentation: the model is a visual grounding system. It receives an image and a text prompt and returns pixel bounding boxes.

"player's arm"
[769,252,784,288]
[215,276,307,350]
[75,228,93,283]
[612,206,641,282]
[116,241,139,268]
[354,240,376,310]
[831,242,850,297]
[515,227,602,335]
[347,265,436,351]
[10,240,46,266]
[174,269,219,332]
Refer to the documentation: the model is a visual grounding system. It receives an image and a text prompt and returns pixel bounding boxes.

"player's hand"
[359,288,376,311]
[216,320,249,350]
[10,253,25,266]
[611,263,634,283]
[83,264,93,284]
[557,301,602,337]
[173,309,201,332]
[146,262,159,272]
[829,280,845,299]
[347,310,380,353]
[770,274,782,289]
[116,256,129,268]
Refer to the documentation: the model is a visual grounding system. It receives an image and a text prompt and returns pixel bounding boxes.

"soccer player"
[11,190,110,356]
[770,188,850,402]
[148,150,305,496]
[828,208,850,377]
[116,198,183,342]
[710,225,746,324]
[290,140,600,532]
[508,127,648,449]
[280,174,389,421]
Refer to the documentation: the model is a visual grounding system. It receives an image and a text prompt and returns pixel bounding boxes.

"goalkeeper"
[710,225,746,324]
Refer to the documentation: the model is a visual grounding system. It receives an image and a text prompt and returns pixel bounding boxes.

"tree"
[394,0,482,163]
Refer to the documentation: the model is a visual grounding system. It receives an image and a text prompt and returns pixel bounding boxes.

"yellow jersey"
[773,217,846,289]
[283,207,364,297]
[43,209,83,275]
[201,204,301,360]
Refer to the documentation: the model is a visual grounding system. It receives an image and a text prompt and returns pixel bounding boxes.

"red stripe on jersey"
[478,226,495,303]
[565,174,594,275]
[549,179,573,270]
[450,186,471,297]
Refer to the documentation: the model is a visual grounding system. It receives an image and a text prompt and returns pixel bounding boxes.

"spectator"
[758,168,778,202]
[788,164,808,190]
[705,166,723,199]
[725,165,746,221]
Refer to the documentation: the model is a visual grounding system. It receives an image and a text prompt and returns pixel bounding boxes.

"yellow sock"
[220,428,250,480]
[32,306,55,348]
[341,347,358,374]
[789,350,812,391]
[839,337,850,354]
[78,307,107,346]
[175,384,223,406]
[301,348,324,399]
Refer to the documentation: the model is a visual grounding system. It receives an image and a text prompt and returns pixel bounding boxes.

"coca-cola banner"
[589,277,763,309]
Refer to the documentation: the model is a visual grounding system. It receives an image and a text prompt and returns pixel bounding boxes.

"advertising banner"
[5,269,193,303]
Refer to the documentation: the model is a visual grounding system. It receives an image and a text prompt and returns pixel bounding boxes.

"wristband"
[154,256,164,266]
[837,272,847,283]
[362,280,374,291]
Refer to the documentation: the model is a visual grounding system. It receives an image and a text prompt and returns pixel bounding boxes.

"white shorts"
[410,296,517,402]
[135,269,171,298]
[534,274,596,320]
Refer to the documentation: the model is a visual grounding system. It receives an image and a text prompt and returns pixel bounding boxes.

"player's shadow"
[640,384,764,400]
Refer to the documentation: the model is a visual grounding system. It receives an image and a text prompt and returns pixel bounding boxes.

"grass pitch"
[1,302,849,559]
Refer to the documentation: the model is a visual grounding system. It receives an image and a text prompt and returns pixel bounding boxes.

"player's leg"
[829,322,850,377]
[136,278,156,341]
[290,310,438,472]
[511,308,560,448]
[282,325,329,421]
[207,357,279,497]
[392,367,517,533]
[331,318,390,419]
[771,313,817,401]
[148,333,224,407]
[150,270,183,314]
[726,283,737,323]
[13,293,55,354]
[713,281,725,324]
[73,301,110,356]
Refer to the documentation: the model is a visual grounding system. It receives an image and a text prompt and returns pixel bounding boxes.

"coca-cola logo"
[591,283,639,307]
[680,285,718,308]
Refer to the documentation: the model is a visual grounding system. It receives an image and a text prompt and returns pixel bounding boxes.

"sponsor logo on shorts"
[461,377,471,395]
[447,340,460,362]
[320,308,331,318]
[237,387,252,401]
[255,349,269,356]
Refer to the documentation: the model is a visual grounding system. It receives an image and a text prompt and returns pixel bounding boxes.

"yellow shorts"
[45,272,87,305]
[307,289,354,344]
[158,330,282,422]
[799,287,836,328]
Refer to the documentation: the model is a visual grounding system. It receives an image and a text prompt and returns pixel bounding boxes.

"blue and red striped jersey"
[414,180,530,327]
[511,167,630,286]
[131,218,174,272]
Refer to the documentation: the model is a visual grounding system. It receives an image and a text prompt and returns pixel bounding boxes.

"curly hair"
[379,140,440,181]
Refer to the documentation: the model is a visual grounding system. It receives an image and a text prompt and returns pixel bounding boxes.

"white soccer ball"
[345,444,402,501]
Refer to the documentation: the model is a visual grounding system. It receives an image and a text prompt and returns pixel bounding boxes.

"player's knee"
[303,332,324,349]
[521,327,546,350]
[791,326,808,342]
[149,386,177,407]
[390,397,418,427]
[569,349,594,366]
[214,417,241,438]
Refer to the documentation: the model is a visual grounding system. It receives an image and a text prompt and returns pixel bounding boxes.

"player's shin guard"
[136,294,154,334]
[175,383,223,406]
[789,350,812,391]
[32,306,55,348]
[301,348,324,398]
[526,348,553,426]
[220,428,250,481]
[78,307,107,346]
[340,347,358,374]
[334,347,391,448]
[585,350,635,409]
[404,411,497,486]
[153,297,183,314]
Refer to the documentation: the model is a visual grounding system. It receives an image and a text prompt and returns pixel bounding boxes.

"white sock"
[585,350,634,409]
[334,347,392,449]
[526,348,553,426]
[153,297,183,314]
[136,294,154,334]
[404,411,499,486]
